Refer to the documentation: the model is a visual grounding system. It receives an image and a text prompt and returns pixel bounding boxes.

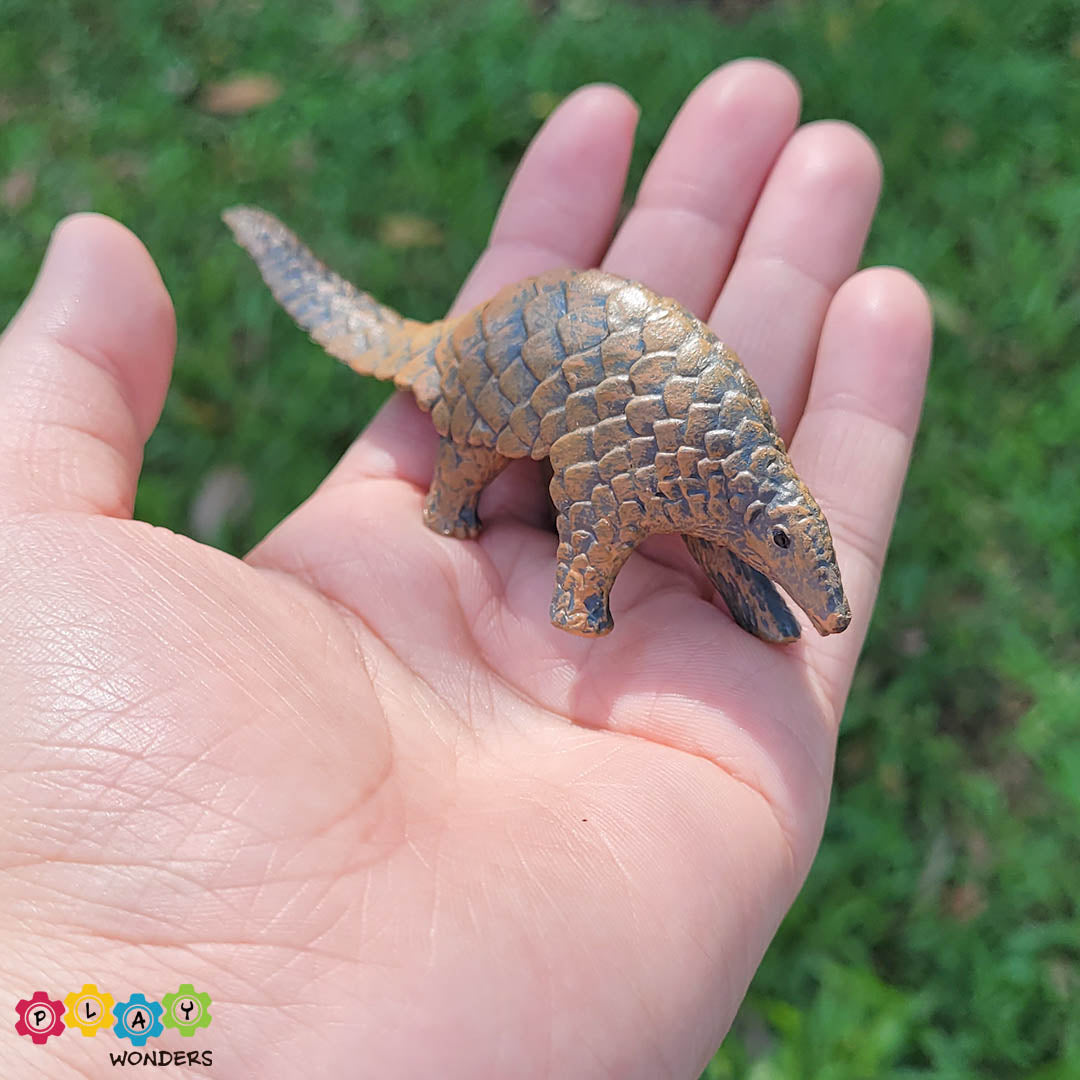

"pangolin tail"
[222,206,443,402]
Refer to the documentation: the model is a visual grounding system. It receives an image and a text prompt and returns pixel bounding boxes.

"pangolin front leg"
[422,439,509,539]
[684,536,801,643]
[549,507,636,636]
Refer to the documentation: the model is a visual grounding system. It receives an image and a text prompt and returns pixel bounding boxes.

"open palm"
[1,62,930,1078]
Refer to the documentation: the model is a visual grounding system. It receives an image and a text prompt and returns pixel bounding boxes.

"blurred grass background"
[2,0,1078,1074]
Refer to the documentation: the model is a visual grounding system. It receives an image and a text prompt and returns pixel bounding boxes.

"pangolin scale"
[224,206,850,640]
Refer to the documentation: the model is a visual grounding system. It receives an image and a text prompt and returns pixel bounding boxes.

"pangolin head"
[735,474,850,636]
[701,438,850,636]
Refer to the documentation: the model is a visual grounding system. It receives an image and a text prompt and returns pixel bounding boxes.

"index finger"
[789,265,933,713]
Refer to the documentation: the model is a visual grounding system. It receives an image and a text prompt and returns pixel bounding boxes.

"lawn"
[2,0,1078,1074]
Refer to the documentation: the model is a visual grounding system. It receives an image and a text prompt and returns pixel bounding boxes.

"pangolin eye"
[772,527,791,549]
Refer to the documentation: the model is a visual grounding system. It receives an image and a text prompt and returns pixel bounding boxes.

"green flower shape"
[161,984,212,1037]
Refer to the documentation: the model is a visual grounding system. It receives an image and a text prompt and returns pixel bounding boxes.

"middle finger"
[710,120,882,439]
[602,59,801,316]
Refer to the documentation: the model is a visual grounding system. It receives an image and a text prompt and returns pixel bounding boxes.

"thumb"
[0,214,176,517]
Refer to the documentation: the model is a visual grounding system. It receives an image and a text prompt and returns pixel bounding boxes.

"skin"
[0,61,931,1079]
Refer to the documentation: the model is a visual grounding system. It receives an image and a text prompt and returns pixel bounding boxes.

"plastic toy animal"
[224,207,850,641]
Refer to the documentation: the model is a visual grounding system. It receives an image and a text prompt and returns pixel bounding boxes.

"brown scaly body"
[224,206,850,640]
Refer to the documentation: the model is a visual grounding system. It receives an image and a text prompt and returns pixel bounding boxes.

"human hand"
[0,61,930,1078]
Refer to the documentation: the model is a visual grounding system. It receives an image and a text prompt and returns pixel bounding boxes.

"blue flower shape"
[111,993,164,1046]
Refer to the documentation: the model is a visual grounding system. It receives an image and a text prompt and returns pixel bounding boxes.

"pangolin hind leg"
[549,508,636,636]
[684,536,801,643]
[422,439,510,539]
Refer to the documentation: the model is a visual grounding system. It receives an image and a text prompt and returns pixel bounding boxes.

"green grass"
[2,0,1079,1074]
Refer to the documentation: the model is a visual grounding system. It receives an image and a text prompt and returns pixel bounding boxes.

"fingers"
[0,214,176,517]
[710,122,882,439]
[603,59,801,315]
[789,267,932,711]
[291,85,638,543]
[453,84,640,313]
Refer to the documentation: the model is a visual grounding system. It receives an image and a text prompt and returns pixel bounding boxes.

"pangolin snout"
[810,596,851,636]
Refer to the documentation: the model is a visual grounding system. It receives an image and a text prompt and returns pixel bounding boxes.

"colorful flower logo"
[162,983,212,1037]
[111,992,164,1046]
[16,983,212,1046]
[15,991,66,1045]
[63,983,114,1037]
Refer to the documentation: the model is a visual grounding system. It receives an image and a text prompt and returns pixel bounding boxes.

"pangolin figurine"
[224,207,850,641]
